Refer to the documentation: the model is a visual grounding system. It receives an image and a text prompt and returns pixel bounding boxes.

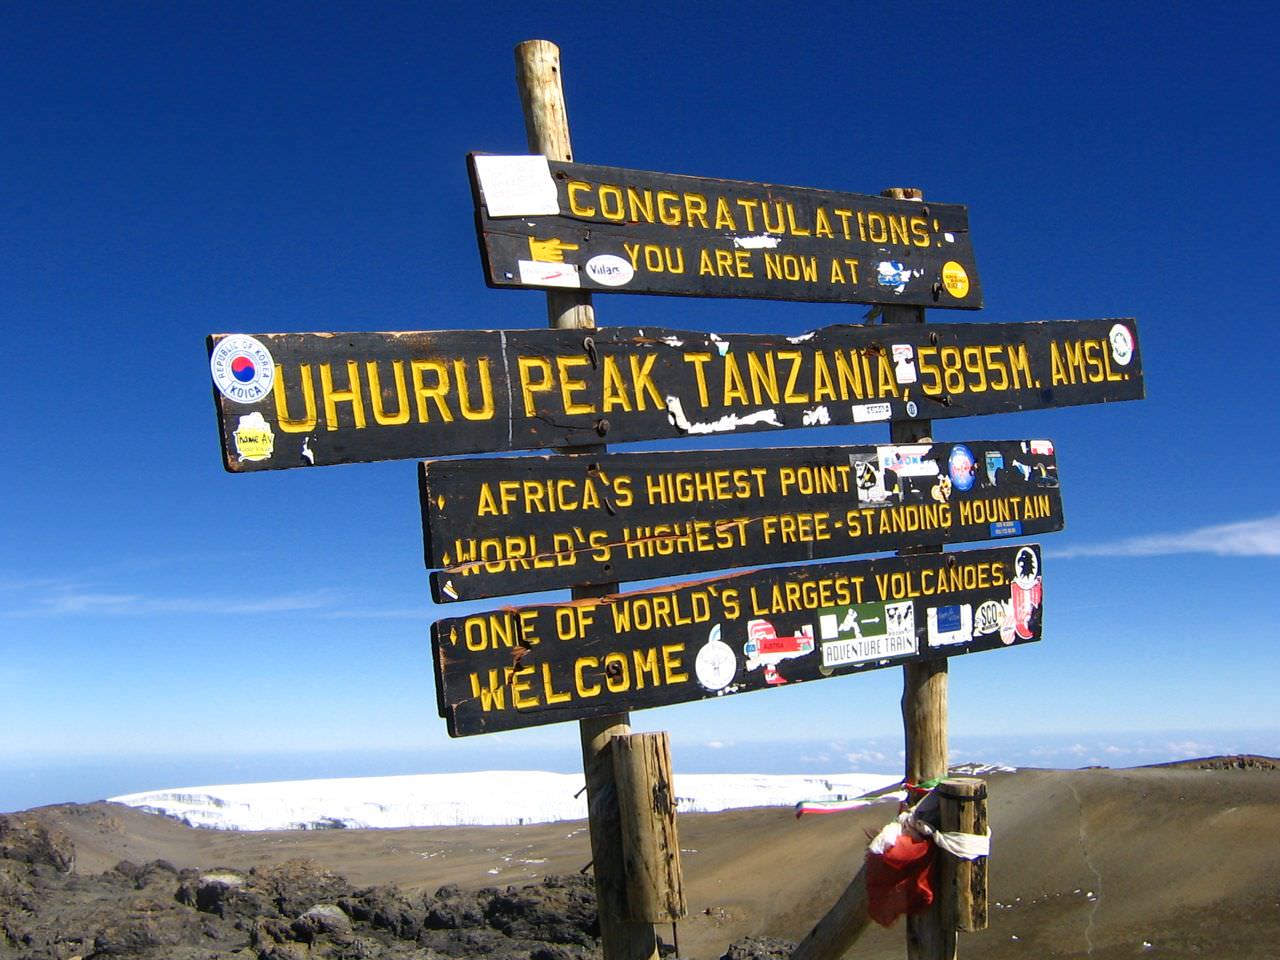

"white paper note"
[473,155,560,217]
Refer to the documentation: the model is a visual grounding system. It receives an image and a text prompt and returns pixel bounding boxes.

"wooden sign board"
[422,440,1063,602]
[208,320,1142,471]
[468,155,982,309]
[432,544,1044,736]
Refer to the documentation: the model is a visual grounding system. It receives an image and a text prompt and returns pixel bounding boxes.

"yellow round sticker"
[941,261,970,299]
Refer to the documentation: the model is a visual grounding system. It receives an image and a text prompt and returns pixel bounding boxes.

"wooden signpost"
[422,440,1063,602]
[205,36,1146,960]
[432,543,1044,736]
[208,319,1142,471]
[468,156,984,309]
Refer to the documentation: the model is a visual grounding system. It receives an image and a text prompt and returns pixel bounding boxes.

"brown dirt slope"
[17,762,1280,960]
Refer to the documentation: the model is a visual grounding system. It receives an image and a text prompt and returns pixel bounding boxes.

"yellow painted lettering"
[746,350,780,404]
[273,364,317,433]
[556,355,594,414]
[629,354,663,411]
[455,359,494,420]
[320,360,367,430]
[574,657,601,698]
[682,352,713,406]
[599,185,625,221]
[656,190,681,226]
[662,643,688,683]
[632,647,660,689]
[567,182,594,217]
[722,353,749,405]
[814,207,834,238]
[812,351,836,402]
[714,197,737,230]
[410,360,453,423]
[541,662,571,704]
[367,361,410,425]
[602,355,632,412]
[779,350,805,403]
[517,356,553,416]
[625,187,653,223]
[684,192,709,228]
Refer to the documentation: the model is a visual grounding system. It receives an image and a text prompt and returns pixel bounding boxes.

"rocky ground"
[1,810,597,960]
[0,810,789,960]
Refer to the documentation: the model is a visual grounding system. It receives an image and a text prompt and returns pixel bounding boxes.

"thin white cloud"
[1050,513,1280,559]
[1,580,332,618]
[844,749,889,765]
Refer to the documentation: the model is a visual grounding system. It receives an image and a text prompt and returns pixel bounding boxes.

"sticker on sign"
[472,155,560,217]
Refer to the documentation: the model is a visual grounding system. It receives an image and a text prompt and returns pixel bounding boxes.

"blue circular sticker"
[948,444,976,492]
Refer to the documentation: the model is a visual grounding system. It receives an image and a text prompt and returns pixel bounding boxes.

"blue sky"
[3,2,1277,812]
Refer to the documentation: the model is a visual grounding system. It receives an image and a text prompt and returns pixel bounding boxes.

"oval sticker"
[1109,323,1134,366]
[584,254,634,287]
[941,261,970,298]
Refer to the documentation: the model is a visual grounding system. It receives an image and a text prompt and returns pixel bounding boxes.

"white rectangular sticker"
[518,259,581,288]
[877,444,938,478]
[852,402,892,423]
[892,344,918,384]
[927,604,973,647]
[473,155,560,217]
[823,632,918,667]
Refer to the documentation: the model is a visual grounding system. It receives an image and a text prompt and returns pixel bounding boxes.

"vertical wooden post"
[937,778,988,932]
[514,40,595,332]
[515,39,659,960]
[880,186,953,960]
[613,732,687,922]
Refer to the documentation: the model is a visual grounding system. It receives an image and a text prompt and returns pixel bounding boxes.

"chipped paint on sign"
[665,396,782,435]
[733,234,782,250]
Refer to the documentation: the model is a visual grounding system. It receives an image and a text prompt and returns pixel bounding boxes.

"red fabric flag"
[865,830,936,927]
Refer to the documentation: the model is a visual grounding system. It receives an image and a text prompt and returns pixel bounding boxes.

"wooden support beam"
[937,778,989,932]
[515,39,658,960]
[790,860,871,960]
[613,732,686,923]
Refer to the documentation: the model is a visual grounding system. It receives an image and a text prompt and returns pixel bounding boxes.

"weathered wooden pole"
[515,40,595,332]
[613,732,687,923]
[881,186,954,960]
[937,778,988,933]
[791,188,956,960]
[514,39,660,960]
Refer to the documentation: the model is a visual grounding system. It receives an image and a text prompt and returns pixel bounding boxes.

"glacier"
[109,770,904,831]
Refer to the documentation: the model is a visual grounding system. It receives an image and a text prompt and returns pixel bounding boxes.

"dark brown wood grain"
[421,440,1063,602]
[469,156,982,309]
[431,544,1044,736]
[209,320,1143,471]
